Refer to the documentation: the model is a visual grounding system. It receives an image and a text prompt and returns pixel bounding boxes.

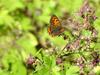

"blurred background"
[0,0,100,75]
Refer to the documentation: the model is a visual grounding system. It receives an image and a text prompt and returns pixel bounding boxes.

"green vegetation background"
[0,0,100,75]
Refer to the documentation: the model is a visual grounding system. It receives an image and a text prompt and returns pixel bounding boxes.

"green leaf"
[17,32,38,55]
[0,0,24,12]
[81,29,91,38]
[66,66,80,75]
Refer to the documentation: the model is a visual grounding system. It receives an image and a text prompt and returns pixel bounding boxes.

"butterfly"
[48,15,65,37]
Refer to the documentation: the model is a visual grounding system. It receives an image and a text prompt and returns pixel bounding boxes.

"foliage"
[0,0,100,75]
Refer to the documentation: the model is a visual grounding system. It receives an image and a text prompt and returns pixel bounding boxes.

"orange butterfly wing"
[50,15,61,27]
[48,15,64,37]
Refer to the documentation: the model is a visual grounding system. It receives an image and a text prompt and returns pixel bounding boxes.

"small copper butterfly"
[48,15,65,37]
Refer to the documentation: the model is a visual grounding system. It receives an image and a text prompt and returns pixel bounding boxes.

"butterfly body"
[48,15,64,37]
